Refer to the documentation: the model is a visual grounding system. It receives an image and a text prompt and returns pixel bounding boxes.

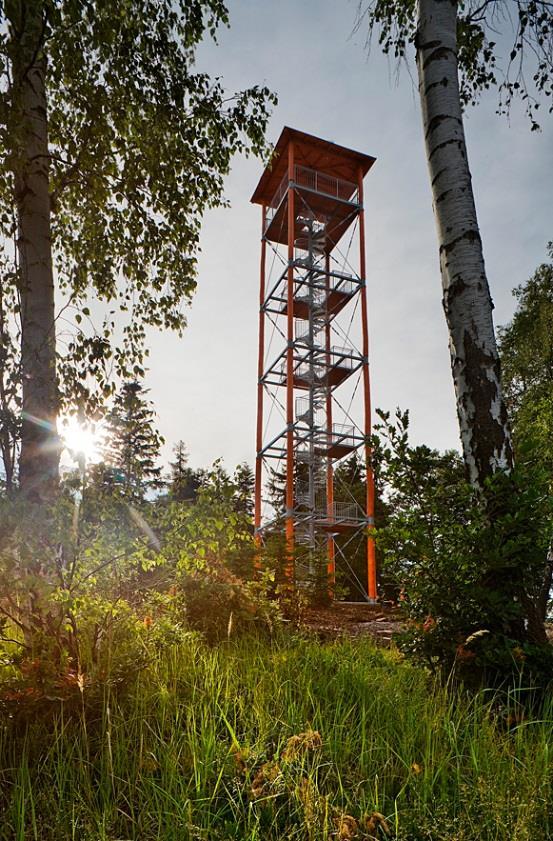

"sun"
[60,416,105,464]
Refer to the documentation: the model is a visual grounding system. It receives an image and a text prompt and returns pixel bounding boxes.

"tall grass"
[0,634,551,840]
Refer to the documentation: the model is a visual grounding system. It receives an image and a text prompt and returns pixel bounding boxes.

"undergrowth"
[0,634,551,840]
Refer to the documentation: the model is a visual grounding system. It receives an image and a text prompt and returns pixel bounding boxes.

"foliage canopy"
[499,243,553,475]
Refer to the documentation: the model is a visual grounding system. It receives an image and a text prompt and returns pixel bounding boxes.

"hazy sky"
[144,0,553,473]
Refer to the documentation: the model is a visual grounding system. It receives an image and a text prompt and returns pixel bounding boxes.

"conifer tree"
[168,440,203,503]
[104,382,163,501]
[233,462,255,521]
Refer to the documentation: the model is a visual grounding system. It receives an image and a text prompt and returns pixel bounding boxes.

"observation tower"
[251,127,377,601]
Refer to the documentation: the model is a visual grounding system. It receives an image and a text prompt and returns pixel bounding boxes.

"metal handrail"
[271,171,289,209]
[294,165,358,204]
[329,347,356,369]
[330,423,355,444]
[264,165,359,231]
[265,171,289,228]
[332,278,356,297]
[331,501,365,521]
[296,362,326,382]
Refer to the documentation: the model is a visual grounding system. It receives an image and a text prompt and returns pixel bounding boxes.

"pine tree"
[168,441,203,503]
[104,382,163,501]
[233,462,255,521]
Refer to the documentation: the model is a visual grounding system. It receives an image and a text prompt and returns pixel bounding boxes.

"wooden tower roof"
[251,126,376,206]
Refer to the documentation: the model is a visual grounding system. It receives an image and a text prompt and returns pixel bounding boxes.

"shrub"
[0,493,187,721]
[179,564,279,643]
[373,409,553,687]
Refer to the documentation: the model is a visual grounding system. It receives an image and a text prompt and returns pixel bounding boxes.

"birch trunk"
[8,0,59,500]
[415,0,513,488]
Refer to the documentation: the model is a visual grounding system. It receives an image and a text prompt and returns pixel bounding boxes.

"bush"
[0,493,188,721]
[179,564,279,643]
[373,409,553,687]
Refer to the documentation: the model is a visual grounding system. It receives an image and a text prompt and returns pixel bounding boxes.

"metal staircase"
[293,215,330,552]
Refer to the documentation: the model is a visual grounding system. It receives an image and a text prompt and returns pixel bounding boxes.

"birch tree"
[357,0,553,488]
[0,0,275,502]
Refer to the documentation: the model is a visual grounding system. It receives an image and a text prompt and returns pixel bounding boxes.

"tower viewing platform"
[251,127,375,250]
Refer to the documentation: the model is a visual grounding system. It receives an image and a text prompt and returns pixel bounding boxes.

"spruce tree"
[104,381,163,501]
[168,441,203,503]
[233,462,255,520]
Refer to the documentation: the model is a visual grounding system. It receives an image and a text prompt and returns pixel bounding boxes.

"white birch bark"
[415,0,513,488]
[8,0,59,499]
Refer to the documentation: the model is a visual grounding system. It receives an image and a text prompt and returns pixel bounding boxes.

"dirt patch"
[300,606,553,649]
[300,601,405,645]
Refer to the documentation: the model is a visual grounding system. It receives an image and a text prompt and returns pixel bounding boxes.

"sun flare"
[60,416,105,464]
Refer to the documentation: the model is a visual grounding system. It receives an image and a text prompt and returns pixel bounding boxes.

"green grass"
[0,634,551,840]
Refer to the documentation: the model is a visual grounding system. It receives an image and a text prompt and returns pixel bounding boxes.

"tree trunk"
[415,0,513,489]
[7,0,59,501]
[0,285,17,495]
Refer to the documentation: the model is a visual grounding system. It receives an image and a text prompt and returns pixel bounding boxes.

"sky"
[144,0,553,473]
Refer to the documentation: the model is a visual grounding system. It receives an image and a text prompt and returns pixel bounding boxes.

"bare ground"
[300,601,405,646]
[299,602,553,648]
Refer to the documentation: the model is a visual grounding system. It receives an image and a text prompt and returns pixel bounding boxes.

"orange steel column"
[357,166,378,602]
[325,254,335,593]
[254,205,267,554]
[285,142,295,576]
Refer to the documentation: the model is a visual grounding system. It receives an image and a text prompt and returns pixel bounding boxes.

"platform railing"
[279,346,357,384]
[294,165,358,204]
[332,278,356,298]
[329,347,356,369]
[330,501,365,522]
[295,286,326,310]
[265,171,289,228]
[295,361,327,383]
[328,424,355,447]
[264,166,359,230]
[301,501,366,523]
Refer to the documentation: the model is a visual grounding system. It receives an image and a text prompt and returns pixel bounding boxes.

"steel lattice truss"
[251,127,378,600]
